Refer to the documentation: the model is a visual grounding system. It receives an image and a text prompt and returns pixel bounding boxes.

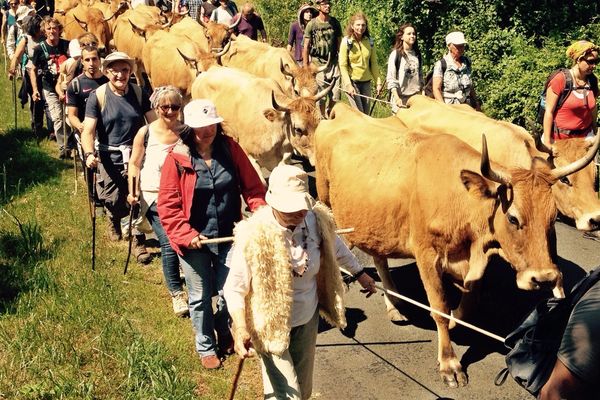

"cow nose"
[98,46,107,58]
[529,269,559,290]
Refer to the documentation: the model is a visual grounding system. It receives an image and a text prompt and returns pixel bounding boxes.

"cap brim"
[102,59,136,73]
[266,192,312,213]
[186,117,224,129]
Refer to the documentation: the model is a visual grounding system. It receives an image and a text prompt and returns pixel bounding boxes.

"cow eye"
[507,214,520,228]
[559,176,571,186]
[294,127,304,136]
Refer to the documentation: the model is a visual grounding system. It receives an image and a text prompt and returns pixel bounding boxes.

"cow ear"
[460,170,496,198]
[263,109,281,122]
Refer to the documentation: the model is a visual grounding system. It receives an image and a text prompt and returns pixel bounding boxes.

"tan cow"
[221,34,322,97]
[112,6,166,86]
[142,31,226,101]
[63,5,112,54]
[191,66,330,173]
[315,103,599,387]
[396,95,600,231]
[169,16,234,54]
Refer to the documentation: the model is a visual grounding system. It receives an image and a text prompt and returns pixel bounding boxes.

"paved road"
[311,221,600,400]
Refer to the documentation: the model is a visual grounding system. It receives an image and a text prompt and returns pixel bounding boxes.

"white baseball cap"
[69,39,81,58]
[266,165,313,213]
[183,99,224,128]
[446,31,467,46]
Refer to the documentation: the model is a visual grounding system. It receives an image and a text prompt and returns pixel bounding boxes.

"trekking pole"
[12,76,17,128]
[91,169,97,271]
[124,176,138,275]
[227,357,245,400]
[368,79,387,116]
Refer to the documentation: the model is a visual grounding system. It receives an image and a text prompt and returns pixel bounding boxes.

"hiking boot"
[107,217,122,241]
[133,234,152,264]
[200,354,221,370]
[172,292,189,317]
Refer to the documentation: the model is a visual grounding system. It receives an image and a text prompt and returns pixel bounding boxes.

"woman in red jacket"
[158,99,266,370]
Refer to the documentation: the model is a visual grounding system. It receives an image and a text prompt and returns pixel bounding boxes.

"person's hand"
[376,84,383,96]
[357,271,376,298]
[58,92,66,102]
[189,234,208,249]
[32,90,41,102]
[85,153,98,168]
[233,326,255,359]
[127,193,139,206]
[8,68,15,80]
[346,85,356,96]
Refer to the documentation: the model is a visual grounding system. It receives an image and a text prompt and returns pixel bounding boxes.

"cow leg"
[449,280,481,330]
[372,256,408,322]
[416,248,468,387]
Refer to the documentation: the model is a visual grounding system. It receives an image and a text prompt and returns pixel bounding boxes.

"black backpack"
[494,267,600,397]
[535,69,573,125]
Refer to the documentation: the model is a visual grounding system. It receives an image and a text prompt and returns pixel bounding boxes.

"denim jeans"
[178,243,232,356]
[146,201,183,295]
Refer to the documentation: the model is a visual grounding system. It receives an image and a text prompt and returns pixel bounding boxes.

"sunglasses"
[159,104,181,112]
[583,58,599,65]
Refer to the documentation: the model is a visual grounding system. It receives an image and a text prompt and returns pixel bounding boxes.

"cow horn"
[55,9,66,15]
[313,77,336,102]
[280,59,294,78]
[480,134,510,185]
[228,14,242,30]
[198,18,208,28]
[214,40,231,57]
[271,91,290,113]
[551,132,600,180]
[177,48,195,63]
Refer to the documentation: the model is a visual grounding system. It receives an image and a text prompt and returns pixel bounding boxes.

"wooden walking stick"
[227,357,245,400]
[124,176,138,275]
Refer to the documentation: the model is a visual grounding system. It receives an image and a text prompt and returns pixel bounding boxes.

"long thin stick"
[227,357,245,400]
[124,176,137,275]
[91,170,97,271]
[12,77,17,128]
[199,227,355,245]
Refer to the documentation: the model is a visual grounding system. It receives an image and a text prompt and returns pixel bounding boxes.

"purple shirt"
[232,13,265,41]
[288,21,304,62]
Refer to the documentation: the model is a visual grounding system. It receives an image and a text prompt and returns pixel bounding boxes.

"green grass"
[0,61,262,399]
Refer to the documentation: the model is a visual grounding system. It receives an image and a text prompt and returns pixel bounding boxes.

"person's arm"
[432,60,444,102]
[338,38,353,95]
[302,23,311,67]
[286,23,295,52]
[370,42,382,94]
[539,358,585,400]
[333,235,376,297]
[8,37,26,78]
[126,124,148,205]
[81,92,99,167]
[543,82,560,148]
[228,138,266,211]
[386,51,398,90]
[28,64,41,101]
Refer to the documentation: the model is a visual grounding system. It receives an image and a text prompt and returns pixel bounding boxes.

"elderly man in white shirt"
[224,164,376,400]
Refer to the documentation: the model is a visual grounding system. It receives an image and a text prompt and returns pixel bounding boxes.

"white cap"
[183,99,224,128]
[16,6,33,23]
[69,39,81,58]
[446,31,467,45]
[266,165,313,213]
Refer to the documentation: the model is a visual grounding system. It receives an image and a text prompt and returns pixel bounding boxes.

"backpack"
[494,267,600,397]
[535,69,573,125]
[94,82,143,113]
[423,57,472,98]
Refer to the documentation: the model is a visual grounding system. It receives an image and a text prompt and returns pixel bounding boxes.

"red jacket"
[157,136,266,255]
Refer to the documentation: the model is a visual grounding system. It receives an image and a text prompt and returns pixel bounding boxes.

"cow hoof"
[442,371,468,387]
[388,309,408,322]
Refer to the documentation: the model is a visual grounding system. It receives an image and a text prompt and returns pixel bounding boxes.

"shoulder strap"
[395,50,401,80]
[556,68,572,110]
[568,268,600,306]
[96,83,108,112]
[440,58,447,74]
[71,76,80,95]
[143,124,150,148]
[39,41,49,59]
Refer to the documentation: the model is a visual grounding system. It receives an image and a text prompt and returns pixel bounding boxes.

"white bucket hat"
[101,51,136,73]
[446,31,467,46]
[184,99,224,128]
[69,39,81,58]
[266,165,313,213]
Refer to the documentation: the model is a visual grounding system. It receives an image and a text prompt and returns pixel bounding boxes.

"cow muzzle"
[516,267,562,295]
[575,212,600,231]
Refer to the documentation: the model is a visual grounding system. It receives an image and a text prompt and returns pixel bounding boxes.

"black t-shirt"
[85,83,151,149]
[66,73,109,121]
[30,38,70,91]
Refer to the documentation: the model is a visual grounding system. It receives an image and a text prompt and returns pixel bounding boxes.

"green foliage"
[254,0,600,123]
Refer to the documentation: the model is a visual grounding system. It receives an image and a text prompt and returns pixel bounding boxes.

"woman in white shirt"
[224,164,376,400]
[386,23,423,113]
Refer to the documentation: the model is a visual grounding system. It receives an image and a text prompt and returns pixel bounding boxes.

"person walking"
[287,3,317,65]
[303,0,342,117]
[127,86,190,317]
[338,12,381,114]
[157,99,266,369]
[231,2,266,42]
[432,31,480,110]
[224,164,377,400]
[386,23,423,112]
[81,52,157,264]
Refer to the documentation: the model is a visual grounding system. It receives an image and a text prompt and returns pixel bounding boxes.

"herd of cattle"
[54,0,600,388]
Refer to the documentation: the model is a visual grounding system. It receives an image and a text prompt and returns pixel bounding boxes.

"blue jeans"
[178,243,232,356]
[146,202,183,295]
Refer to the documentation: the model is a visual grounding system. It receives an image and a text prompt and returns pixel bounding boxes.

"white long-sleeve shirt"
[224,207,363,327]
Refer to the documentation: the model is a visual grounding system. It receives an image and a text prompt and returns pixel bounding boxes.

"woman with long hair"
[386,23,422,112]
[338,11,381,114]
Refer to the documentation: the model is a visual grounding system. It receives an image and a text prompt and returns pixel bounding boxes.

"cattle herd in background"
[18,0,600,387]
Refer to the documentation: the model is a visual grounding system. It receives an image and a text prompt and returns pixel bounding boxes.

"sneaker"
[172,292,189,317]
[133,234,152,264]
[107,217,122,241]
[200,354,221,370]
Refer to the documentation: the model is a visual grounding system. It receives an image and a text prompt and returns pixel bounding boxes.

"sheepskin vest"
[233,202,347,356]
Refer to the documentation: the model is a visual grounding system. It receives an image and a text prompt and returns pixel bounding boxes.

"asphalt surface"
[310,221,600,400]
